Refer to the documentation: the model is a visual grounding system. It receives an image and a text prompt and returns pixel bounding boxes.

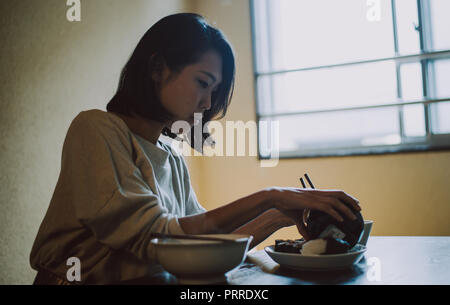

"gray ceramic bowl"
[151,234,253,284]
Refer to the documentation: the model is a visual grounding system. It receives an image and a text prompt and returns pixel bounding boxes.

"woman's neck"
[113,112,165,145]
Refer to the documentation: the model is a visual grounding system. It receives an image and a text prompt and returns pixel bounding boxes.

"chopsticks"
[300,173,315,231]
[150,232,241,243]
[299,177,307,188]
[300,173,315,189]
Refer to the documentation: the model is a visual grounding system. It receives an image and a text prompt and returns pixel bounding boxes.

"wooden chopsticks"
[300,173,315,189]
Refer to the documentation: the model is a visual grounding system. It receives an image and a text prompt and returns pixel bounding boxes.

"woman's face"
[157,50,223,126]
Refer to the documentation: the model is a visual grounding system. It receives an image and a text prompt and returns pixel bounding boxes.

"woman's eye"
[198,80,209,89]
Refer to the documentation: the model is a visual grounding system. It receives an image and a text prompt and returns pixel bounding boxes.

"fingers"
[307,189,361,212]
[333,190,361,212]
[301,192,345,222]
[322,197,358,221]
[296,220,310,241]
[318,204,344,222]
[331,190,361,212]
[274,187,361,224]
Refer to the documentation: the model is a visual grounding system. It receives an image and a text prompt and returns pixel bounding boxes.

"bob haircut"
[107,13,235,152]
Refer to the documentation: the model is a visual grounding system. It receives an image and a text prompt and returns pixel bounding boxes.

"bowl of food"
[265,237,366,271]
[151,234,253,284]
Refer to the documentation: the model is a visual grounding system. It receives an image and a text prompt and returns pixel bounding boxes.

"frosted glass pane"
[429,0,450,51]
[403,104,426,137]
[432,59,450,99]
[400,62,423,100]
[395,0,421,55]
[252,0,272,72]
[257,61,397,115]
[432,102,450,134]
[256,77,273,115]
[253,0,395,72]
[430,59,450,134]
[268,107,401,152]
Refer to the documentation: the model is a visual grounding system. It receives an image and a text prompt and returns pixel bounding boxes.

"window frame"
[250,0,450,160]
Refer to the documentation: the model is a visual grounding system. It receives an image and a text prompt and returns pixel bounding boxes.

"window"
[250,0,450,159]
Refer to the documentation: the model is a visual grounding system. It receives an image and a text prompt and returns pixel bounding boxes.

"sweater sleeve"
[61,111,184,262]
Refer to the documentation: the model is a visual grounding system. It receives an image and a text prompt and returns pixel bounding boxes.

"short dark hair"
[107,13,235,152]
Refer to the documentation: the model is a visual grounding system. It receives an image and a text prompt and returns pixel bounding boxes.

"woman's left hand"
[276,209,311,241]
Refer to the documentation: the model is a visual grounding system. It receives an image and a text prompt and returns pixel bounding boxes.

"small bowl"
[358,220,374,246]
[151,234,253,284]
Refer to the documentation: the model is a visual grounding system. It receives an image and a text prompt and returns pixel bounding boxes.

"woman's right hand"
[267,187,361,223]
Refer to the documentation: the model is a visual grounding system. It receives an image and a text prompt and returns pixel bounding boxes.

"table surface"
[123,236,450,285]
[228,236,450,285]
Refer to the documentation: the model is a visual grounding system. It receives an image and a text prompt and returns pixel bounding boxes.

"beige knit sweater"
[30,109,205,284]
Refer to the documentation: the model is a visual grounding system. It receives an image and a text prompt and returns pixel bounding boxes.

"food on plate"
[273,237,351,255]
[304,205,364,248]
[274,239,306,254]
[300,237,350,255]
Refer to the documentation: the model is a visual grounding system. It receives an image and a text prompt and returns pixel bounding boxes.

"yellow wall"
[186,0,450,250]
[0,0,191,285]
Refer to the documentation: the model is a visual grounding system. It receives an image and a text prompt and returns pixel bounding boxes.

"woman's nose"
[201,95,212,111]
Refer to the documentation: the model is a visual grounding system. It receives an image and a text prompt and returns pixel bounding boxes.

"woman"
[30,13,361,285]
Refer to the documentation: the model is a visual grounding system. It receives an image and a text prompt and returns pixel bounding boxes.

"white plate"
[264,244,366,271]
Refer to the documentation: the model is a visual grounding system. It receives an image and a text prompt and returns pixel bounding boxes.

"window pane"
[253,0,395,72]
[429,0,450,51]
[403,104,426,137]
[256,76,273,115]
[431,58,450,98]
[257,61,397,115]
[395,0,421,54]
[431,101,450,134]
[430,59,450,134]
[252,0,272,72]
[400,62,423,100]
[269,107,401,153]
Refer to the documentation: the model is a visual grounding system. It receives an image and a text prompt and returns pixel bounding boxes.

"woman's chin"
[168,115,194,127]
[188,115,200,126]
